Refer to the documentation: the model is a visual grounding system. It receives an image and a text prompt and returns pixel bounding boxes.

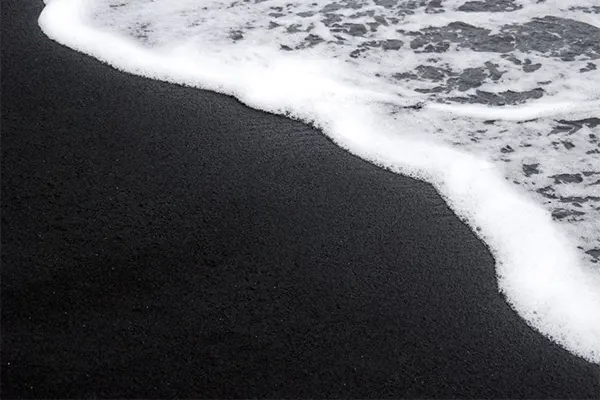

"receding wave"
[39,0,600,363]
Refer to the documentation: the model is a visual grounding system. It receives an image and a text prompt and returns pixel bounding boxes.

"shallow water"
[91,0,600,266]
[39,0,600,363]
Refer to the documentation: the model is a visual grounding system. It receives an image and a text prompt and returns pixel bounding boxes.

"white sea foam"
[39,0,600,363]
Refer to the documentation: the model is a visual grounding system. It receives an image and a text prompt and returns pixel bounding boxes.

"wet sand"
[2,1,599,398]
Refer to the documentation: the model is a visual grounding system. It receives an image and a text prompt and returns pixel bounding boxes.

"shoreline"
[2,1,599,398]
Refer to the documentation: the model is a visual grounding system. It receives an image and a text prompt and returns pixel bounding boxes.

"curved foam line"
[39,0,600,363]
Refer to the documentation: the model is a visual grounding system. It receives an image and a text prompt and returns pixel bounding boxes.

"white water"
[39,0,600,363]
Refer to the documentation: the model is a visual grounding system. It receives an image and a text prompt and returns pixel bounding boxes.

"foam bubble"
[39,0,600,363]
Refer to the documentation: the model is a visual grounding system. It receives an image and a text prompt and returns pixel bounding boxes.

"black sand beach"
[2,1,599,398]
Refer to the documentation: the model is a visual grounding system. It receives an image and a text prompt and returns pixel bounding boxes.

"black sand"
[2,1,599,398]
